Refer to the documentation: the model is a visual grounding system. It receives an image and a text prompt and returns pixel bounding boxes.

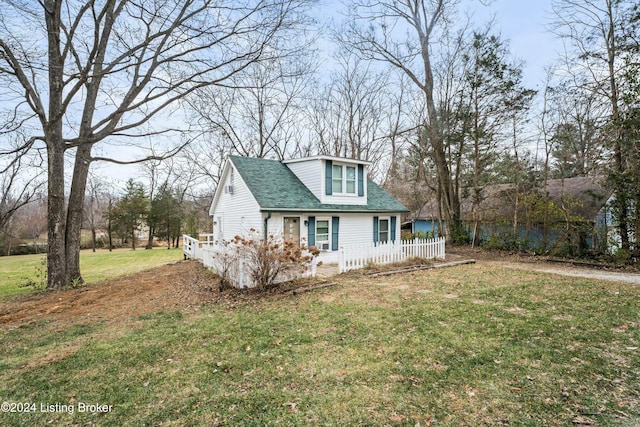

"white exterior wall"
[335,213,374,246]
[266,213,287,240]
[322,193,368,206]
[210,163,263,244]
[265,212,403,263]
[285,160,322,200]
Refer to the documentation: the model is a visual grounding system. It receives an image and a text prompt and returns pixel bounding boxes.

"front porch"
[183,234,446,286]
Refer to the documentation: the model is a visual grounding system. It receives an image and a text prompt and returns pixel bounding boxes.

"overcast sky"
[461,0,559,89]
[319,0,561,87]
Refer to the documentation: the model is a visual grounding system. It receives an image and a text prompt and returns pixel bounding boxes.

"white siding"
[334,214,401,245]
[285,160,322,200]
[336,213,374,246]
[210,163,262,244]
[266,213,286,240]
[322,193,367,206]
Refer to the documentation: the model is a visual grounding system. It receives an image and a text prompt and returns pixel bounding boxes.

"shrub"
[408,230,435,240]
[212,230,320,289]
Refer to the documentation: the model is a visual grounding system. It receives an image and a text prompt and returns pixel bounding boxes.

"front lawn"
[0,263,638,426]
[0,248,183,298]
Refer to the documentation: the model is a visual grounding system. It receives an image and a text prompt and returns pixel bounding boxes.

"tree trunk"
[45,0,66,290]
[47,145,67,289]
[613,148,630,251]
[604,0,630,251]
[146,226,154,249]
[107,199,113,252]
[419,19,461,242]
[65,144,92,284]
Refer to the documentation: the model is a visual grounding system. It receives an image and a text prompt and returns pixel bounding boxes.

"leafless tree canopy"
[0,0,315,288]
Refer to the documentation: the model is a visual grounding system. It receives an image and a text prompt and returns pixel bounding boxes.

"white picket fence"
[183,234,317,288]
[339,237,445,273]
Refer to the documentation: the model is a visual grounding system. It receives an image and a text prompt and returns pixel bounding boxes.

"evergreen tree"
[148,184,184,248]
[108,180,149,250]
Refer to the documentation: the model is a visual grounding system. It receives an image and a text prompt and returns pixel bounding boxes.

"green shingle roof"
[229,155,408,213]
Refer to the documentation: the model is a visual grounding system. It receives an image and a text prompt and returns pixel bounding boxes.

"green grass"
[0,264,638,425]
[0,248,183,297]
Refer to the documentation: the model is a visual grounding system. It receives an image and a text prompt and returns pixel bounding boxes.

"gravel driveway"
[488,261,640,285]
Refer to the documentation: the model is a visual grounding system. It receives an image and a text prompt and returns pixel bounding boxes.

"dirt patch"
[0,261,334,330]
[0,261,221,329]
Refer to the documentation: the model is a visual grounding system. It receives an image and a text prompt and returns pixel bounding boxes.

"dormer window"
[332,163,357,194]
[321,159,365,199]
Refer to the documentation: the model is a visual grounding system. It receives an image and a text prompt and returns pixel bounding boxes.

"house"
[597,193,637,254]
[403,197,445,238]
[409,176,612,252]
[208,155,409,263]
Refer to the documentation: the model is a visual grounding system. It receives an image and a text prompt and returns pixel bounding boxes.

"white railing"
[183,234,317,289]
[339,237,445,273]
[182,234,215,262]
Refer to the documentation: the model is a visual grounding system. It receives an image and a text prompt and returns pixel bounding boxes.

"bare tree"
[0,0,314,288]
[192,56,314,160]
[340,0,463,240]
[15,197,48,253]
[551,0,639,251]
[0,133,45,251]
[307,50,399,178]
[548,79,608,178]
[140,156,165,250]
[83,172,117,252]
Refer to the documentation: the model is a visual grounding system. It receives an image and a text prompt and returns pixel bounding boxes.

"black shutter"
[325,160,332,195]
[358,164,364,196]
[332,217,339,251]
[373,216,379,243]
[308,216,316,246]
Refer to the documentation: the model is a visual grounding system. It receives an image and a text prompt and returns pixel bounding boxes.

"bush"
[450,220,470,245]
[549,224,590,259]
[408,230,435,240]
[212,230,320,289]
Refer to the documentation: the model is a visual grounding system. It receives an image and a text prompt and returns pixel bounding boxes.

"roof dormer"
[283,156,370,206]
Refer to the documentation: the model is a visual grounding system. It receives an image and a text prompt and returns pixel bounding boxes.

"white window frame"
[315,217,331,251]
[331,163,358,195]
